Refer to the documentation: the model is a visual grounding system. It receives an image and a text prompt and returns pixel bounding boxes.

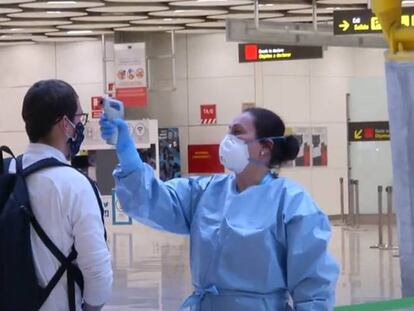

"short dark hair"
[245,107,299,167]
[22,80,78,143]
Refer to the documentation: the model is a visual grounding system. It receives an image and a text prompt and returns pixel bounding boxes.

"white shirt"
[9,143,113,311]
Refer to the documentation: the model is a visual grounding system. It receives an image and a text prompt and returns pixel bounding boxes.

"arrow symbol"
[354,129,363,140]
[339,20,350,32]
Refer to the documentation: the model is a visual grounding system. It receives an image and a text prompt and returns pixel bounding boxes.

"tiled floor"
[103,223,402,310]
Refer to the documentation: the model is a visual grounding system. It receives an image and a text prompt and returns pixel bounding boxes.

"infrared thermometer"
[102,97,125,145]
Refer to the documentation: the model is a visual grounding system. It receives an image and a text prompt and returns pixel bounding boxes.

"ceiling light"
[231,4,311,11]
[105,0,179,2]
[58,23,129,29]
[33,36,98,42]
[49,1,76,3]
[47,30,113,36]
[186,21,225,28]
[317,0,367,4]
[105,0,176,1]
[0,8,23,14]
[71,15,148,22]
[8,11,87,18]
[0,27,58,34]
[170,0,251,7]
[21,1,105,9]
[115,25,184,32]
[0,0,34,3]
[0,20,72,26]
[130,18,204,25]
[0,34,45,41]
[207,12,283,19]
[150,9,228,17]
[87,5,169,13]
[68,30,93,34]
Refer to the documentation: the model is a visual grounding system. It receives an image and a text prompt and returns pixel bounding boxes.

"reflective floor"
[103,223,402,310]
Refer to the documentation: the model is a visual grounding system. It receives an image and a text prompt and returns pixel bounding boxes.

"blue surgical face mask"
[219,134,285,174]
[65,117,85,158]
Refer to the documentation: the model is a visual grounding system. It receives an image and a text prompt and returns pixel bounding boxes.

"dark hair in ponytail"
[245,107,299,167]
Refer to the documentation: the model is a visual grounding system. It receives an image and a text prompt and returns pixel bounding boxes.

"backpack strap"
[18,157,105,311]
[23,157,107,240]
[2,158,12,174]
[0,146,15,174]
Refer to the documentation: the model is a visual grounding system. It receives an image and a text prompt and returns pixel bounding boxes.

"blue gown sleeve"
[113,163,211,235]
[284,190,339,311]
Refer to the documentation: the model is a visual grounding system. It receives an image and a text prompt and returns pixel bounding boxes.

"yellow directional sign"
[339,20,350,32]
[348,122,390,142]
[354,129,363,140]
[334,8,414,35]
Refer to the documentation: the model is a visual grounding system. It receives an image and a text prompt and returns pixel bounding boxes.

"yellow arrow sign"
[354,129,363,140]
[339,20,350,32]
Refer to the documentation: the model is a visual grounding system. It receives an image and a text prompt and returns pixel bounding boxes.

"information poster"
[158,128,181,181]
[82,120,149,150]
[115,43,147,107]
[312,127,328,167]
[293,127,312,167]
[100,195,112,223]
[138,144,156,170]
[112,189,132,225]
[281,127,294,168]
[188,144,224,174]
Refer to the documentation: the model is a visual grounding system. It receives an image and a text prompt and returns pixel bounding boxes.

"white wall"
[0,40,107,155]
[0,34,387,216]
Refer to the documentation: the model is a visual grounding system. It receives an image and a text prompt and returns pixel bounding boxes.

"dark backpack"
[0,146,107,311]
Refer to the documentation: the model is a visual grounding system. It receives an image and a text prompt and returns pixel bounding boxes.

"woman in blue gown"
[100,107,339,311]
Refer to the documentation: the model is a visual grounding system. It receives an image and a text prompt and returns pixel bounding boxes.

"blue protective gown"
[113,163,339,311]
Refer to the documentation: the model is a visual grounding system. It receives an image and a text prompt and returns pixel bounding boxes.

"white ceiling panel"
[150,9,228,17]
[231,3,311,11]
[87,5,168,13]
[130,18,204,25]
[115,25,184,31]
[71,15,148,22]
[170,0,252,7]
[58,22,129,29]
[0,27,58,34]
[207,12,283,19]
[8,11,88,18]
[20,1,105,9]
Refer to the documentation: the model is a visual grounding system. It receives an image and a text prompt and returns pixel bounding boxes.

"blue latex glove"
[99,114,142,171]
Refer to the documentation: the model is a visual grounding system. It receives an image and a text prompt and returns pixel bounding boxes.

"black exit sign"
[239,43,323,63]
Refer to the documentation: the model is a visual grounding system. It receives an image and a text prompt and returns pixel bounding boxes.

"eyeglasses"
[74,113,88,126]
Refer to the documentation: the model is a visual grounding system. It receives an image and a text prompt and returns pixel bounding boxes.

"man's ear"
[57,117,69,132]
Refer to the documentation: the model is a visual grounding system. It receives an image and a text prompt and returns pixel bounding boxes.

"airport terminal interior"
[2,0,414,310]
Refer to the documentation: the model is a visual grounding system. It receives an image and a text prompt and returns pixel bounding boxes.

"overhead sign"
[348,121,390,142]
[334,8,414,35]
[239,43,323,63]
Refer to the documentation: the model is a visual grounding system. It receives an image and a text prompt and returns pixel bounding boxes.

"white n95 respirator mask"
[219,135,250,174]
